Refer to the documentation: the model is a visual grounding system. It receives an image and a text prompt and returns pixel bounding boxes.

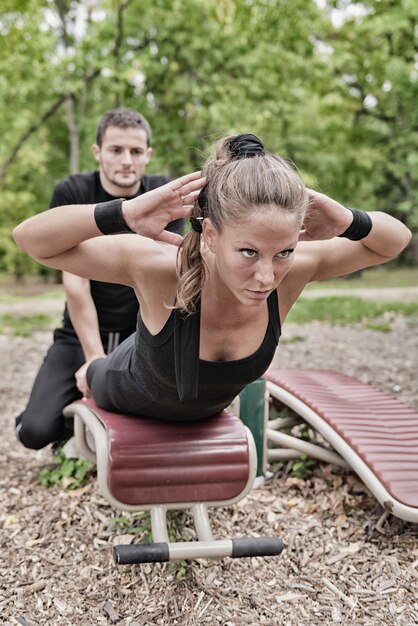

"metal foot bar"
[113,502,283,564]
[114,536,284,564]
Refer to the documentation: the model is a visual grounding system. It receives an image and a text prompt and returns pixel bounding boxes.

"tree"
[318,0,418,236]
[1,0,415,278]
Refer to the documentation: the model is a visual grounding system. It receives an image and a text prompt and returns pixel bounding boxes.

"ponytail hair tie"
[190,216,203,233]
[229,133,265,159]
[197,184,208,211]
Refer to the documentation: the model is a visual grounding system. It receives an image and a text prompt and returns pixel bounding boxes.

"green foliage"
[318,0,418,229]
[39,447,94,490]
[290,453,318,480]
[111,512,153,541]
[289,425,318,478]
[166,558,189,580]
[0,228,41,279]
[1,0,417,275]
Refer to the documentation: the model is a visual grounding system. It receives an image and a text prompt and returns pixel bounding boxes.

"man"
[16,108,183,449]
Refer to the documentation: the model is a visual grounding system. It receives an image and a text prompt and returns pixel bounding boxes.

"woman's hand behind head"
[122,172,206,246]
[298,189,354,242]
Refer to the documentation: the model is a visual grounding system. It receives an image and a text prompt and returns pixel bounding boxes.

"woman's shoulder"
[122,236,178,302]
[278,244,321,319]
[122,235,178,269]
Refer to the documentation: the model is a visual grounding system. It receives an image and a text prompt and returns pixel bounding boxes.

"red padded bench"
[63,398,283,564]
[264,368,418,523]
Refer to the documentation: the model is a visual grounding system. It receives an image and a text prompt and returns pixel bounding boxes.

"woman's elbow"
[395,223,412,256]
[12,222,43,261]
[377,214,413,259]
[12,223,29,253]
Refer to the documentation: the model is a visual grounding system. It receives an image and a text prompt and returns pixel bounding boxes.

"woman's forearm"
[12,204,100,260]
[361,212,412,259]
[13,172,205,260]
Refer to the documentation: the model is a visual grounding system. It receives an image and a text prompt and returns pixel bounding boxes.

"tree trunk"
[64,93,79,175]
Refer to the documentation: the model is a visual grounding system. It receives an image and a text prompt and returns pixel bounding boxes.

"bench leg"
[65,401,285,561]
[73,414,97,464]
[266,382,349,469]
[114,503,284,564]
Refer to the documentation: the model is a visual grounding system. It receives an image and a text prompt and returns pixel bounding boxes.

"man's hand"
[75,362,93,397]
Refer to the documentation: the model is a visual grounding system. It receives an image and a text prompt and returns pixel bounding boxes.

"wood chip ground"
[1,305,417,625]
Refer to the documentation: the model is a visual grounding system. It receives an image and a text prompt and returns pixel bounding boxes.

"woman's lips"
[246,289,272,299]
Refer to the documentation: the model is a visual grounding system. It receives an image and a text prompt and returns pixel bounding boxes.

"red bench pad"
[81,399,250,506]
[265,369,418,509]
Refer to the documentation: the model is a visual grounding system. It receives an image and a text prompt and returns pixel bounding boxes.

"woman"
[13,134,411,421]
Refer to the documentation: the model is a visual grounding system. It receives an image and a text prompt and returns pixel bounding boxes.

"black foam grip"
[113,542,170,564]
[231,537,284,558]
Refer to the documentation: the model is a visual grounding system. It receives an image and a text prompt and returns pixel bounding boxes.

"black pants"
[16,327,130,449]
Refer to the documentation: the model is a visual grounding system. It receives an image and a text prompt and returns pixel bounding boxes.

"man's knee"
[16,412,69,450]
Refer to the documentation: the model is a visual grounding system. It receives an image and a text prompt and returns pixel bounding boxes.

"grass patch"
[0,313,58,336]
[364,322,392,332]
[111,512,153,540]
[305,265,418,291]
[286,296,418,326]
[281,335,306,345]
[0,290,64,303]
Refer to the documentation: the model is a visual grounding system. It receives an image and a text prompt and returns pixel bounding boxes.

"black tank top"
[104,290,281,420]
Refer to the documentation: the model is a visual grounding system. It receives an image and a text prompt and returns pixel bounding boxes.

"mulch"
[1,313,418,625]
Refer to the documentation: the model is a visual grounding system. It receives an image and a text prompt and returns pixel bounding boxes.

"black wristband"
[338,208,372,241]
[94,199,133,234]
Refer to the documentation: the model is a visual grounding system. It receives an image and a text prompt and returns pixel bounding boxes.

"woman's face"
[203,207,300,306]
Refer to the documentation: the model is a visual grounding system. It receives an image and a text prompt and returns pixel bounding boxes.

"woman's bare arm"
[297,191,411,282]
[279,192,411,320]
[12,172,205,285]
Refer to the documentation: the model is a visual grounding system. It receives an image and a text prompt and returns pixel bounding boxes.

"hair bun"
[229,133,265,159]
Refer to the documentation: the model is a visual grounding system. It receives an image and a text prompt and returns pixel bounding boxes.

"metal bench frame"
[63,400,283,564]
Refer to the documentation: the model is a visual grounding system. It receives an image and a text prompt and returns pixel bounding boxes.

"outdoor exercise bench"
[63,398,284,564]
[264,368,418,524]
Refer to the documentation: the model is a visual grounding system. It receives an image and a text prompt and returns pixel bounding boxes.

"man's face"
[92,125,152,196]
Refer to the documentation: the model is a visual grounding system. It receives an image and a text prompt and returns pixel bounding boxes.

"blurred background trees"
[1,0,417,279]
